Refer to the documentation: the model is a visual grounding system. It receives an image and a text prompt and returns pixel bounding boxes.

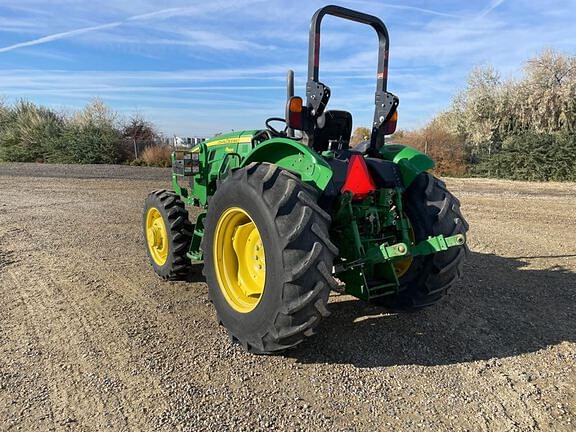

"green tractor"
[143,5,468,353]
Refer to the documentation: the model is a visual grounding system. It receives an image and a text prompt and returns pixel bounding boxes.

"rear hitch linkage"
[335,233,466,273]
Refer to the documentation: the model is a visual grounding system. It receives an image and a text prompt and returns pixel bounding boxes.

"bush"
[0,98,137,164]
[50,122,122,164]
[57,99,123,164]
[0,101,64,162]
[140,145,172,167]
[472,131,576,181]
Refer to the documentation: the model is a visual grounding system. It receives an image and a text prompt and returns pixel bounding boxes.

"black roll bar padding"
[307,5,390,92]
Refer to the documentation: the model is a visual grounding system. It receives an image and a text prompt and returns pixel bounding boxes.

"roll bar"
[305,5,398,152]
[307,5,390,91]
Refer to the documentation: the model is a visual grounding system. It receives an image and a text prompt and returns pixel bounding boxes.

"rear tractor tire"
[375,172,469,310]
[143,189,193,280]
[203,163,339,354]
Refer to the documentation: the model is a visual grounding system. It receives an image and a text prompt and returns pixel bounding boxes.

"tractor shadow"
[183,263,206,283]
[0,249,18,273]
[288,252,576,368]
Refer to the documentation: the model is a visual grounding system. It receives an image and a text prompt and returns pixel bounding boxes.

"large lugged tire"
[143,189,193,280]
[203,163,338,353]
[375,173,468,310]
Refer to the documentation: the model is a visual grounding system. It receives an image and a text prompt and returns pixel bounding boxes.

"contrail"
[0,21,122,53]
[477,0,507,19]
[126,6,201,22]
[379,3,462,18]
[0,4,227,53]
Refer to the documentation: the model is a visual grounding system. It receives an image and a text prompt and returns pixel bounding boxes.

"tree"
[393,119,467,176]
[121,115,161,160]
[72,98,118,128]
[430,49,576,179]
[457,51,575,142]
[350,126,370,146]
[448,65,507,155]
[518,49,576,133]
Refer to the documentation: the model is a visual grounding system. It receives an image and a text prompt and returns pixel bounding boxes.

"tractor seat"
[313,110,352,152]
[354,140,370,154]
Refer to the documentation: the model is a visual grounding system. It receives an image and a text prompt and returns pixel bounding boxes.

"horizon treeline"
[2,49,576,180]
[0,98,169,166]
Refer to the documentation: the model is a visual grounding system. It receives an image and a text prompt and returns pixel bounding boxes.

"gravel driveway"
[0,163,574,431]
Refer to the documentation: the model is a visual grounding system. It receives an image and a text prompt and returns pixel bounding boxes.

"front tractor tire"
[203,163,338,354]
[143,190,193,280]
[376,173,469,310]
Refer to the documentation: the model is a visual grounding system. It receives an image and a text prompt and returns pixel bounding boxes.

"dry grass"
[393,125,468,177]
[140,145,172,167]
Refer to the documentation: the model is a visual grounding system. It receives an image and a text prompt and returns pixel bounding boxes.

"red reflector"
[288,110,303,130]
[341,154,376,200]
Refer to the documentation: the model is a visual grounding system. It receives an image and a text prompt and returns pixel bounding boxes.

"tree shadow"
[288,252,576,367]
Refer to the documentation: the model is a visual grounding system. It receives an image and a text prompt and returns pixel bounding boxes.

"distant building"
[168,136,207,148]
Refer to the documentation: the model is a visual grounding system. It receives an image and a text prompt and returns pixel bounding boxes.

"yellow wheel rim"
[146,207,169,266]
[213,207,266,313]
[393,217,415,278]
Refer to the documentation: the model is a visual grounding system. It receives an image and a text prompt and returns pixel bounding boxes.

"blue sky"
[1,0,575,137]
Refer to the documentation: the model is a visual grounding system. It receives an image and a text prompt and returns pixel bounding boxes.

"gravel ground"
[0,162,574,431]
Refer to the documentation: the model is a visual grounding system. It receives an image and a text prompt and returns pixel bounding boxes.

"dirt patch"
[0,163,574,431]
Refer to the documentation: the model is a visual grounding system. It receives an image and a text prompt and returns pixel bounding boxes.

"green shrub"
[51,122,122,164]
[473,131,576,181]
[0,98,126,164]
[0,101,64,162]
[56,99,123,164]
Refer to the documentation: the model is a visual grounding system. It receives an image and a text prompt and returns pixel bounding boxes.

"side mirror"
[286,96,304,130]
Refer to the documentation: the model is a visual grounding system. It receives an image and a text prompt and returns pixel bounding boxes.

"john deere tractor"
[143,5,468,353]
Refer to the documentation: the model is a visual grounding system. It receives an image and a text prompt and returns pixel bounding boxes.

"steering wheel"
[265,117,286,136]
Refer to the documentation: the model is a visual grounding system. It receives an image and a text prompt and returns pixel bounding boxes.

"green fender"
[379,144,435,186]
[240,138,333,191]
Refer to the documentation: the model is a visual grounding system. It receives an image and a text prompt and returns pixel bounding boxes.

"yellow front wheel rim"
[146,207,169,266]
[213,207,266,313]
